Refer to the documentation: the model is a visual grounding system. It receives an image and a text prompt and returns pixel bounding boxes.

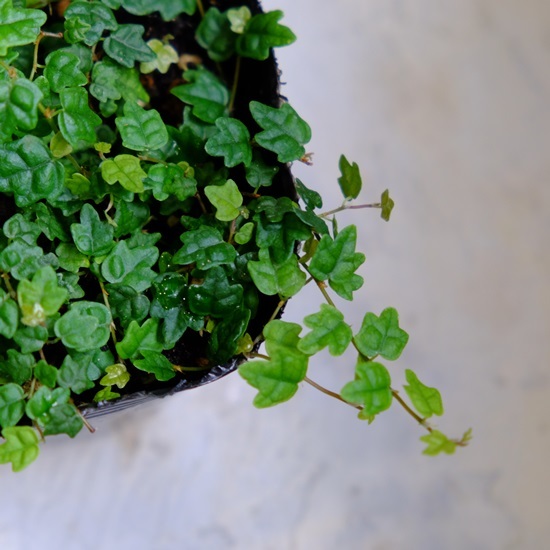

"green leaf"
[13,325,48,354]
[420,430,457,456]
[100,363,130,389]
[239,320,308,407]
[0,350,34,385]
[115,101,169,152]
[140,39,179,74]
[133,352,176,382]
[173,226,236,270]
[0,0,46,56]
[70,203,115,257]
[44,50,88,93]
[143,162,197,201]
[308,225,365,300]
[54,301,111,352]
[116,318,163,359]
[34,360,57,388]
[188,266,243,318]
[57,354,95,394]
[227,6,251,34]
[297,304,352,356]
[0,426,40,472]
[250,101,311,163]
[208,306,251,363]
[234,221,254,245]
[101,239,159,292]
[295,178,323,210]
[56,243,90,273]
[104,24,155,68]
[0,384,25,428]
[3,213,41,245]
[171,67,229,124]
[50,132,73,158]
[64,1,118,46]
[381,189,395,221]
[205,117,252,168]
[101,154,146,193]
[196,7,236,62]
[0,135,64,207]
[236,10,296,60]
[204,179,243,222]
[116,0,196,19]
[59,87,102,150]
[63,15,92,44]
[245,151,279,189]
[93,386,120,403]
[107,283,150,327]
[248,248,306,298]
[338,154,362,200]
[17,265,68,327]
[0,289,19,338]
[354,307,409,360]
[403,369,443,418]
[340,359,393,416]
[0,77,43,138]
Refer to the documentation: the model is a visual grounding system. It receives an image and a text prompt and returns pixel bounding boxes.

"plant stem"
[228,56,242,114]
[252,298,287,346]
[320,202,381,219]
[75,407,96,433]
[247,352,270,361]
[196,0,205,17]
[391,388,433,432]
[304,376,362,411]
[98,279,118,347]
[1,272,16,299]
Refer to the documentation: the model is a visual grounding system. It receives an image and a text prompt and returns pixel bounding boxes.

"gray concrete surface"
[1,0,549,548]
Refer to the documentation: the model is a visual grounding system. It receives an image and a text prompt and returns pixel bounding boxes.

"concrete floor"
[1,0,549,548]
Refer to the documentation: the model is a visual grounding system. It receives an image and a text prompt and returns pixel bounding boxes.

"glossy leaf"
[0,0,46,56]
[33,360,57,388]
[404,369,443,418]
[55,243,90,273]
[116,318,163,359]
[196,7,236,62]
[295,178,323,210]
[103,24,155,67]
[0,289,19,339]
[64,1,118,46]
[354,307,409,360]
[248,248,306,298]
[107,284,150,327]
[204,179,243,222]
[308,225,365,300]
[140,39,178,74]
[101,154,146,193]
[338,154,362,200]
[208,306,251,363]
[297,304,353,356]
[250,101,311,163]
[143,163,197,201]
[117,0,196,19]
[205,117,252,167]
[133,352,176,382]
[173,226,236,270]
[70,203,115,257]
[100,363,130,389]
[245,151,279,188]
[59,87,102,150]
[227,6,251,34]
[58,355,96,394]
[0,426,39,472]
[340,359,393,416]
[0,350,34,385]
[115,101,168,152]
[239,320,308,407]
[44,50,88,93]
[0,77,43,138]
[171,68,229,123]
[0,135,64,207]
[236,10,296,60]
[0,384,25,428]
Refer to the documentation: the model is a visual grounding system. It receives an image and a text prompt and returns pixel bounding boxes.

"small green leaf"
[250,101,311,163]
[248,248,306,298]
[103,24,155,67]
[0,350,34,385]
[208,306,251,363]
[93,387,120,403]
[56,243,90,273]
[140,39,179,74]
[420,430,457,456]
[50,132,73,158]
[107,284,150,327]
[173,226,237,270]
[70,203,115,257]
[227,6,251,34]
[0,77,43,138]
[234,222,254,245]
[381,189,395,221]
[354,307,409,360]
[0,426,40,472]
[338,154,362,199]
[101,154,146,193]
[245,151,279,189]
[143,163,197,201]
[308,225,365,300]
[133,352,176,381]
[64,1,118,46]
[196,7,236,62]
[171,67,229,123]
[204,179,244,221]
[58,355,96,394]
[340,359,393,416]
[116,318,163,359]
[44,50,88,93]
[236,10,296,60]
[59,87,102,150]
[17,266,68,327]
[100,363,130,389]
[13,325,48,354]
[115,101,169,151]
[403,369,443,418]
[0,384,25,428]
[239,320,308,407]
[295,178,323,210]
[64,15,92,44]
[0,0,46,56]
[205,117,252,167]
[297,304,353,356]
[0,289,19,338]
[34,360,58,388]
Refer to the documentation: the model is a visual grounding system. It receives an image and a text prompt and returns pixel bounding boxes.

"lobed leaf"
[403,369,443,418]
[338,154,362,200]
[115,101,169,152]
[205,117,252,168]
[204,179,244,222]
[0,426,40,472]
[103,24,155,68]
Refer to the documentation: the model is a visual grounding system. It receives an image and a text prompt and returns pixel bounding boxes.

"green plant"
[0,0,470,472]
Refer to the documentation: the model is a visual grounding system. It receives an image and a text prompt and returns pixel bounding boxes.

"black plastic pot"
[79,1,295,418]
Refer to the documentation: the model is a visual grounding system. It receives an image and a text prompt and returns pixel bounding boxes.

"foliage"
[0,0,467,471]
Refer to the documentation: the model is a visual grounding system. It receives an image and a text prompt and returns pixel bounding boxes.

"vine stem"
[75,407,96,434]
[320,202,381,219]
[196,0,205,17]
[304,376,362,411]
[252,298,288,346]
[98,279,118,348]
[1,271,16,299]
[391,389,433,432]
[228,56,242,114]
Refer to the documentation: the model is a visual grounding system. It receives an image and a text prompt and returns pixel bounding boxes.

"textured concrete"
[1,1,549,548]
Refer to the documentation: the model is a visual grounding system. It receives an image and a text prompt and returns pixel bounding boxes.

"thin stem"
[252,298,288,346]
[228,56,242,114]
[196,0,205,17]
[320,202,381,219]
[1,272,16,299]
[304,376,362,411]
[75,407,96,433]
[247,352,270,361]
[98,279,118,347]
[391,388,433,433]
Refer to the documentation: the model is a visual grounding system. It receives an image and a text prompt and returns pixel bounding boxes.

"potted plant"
[0,0,470,471]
